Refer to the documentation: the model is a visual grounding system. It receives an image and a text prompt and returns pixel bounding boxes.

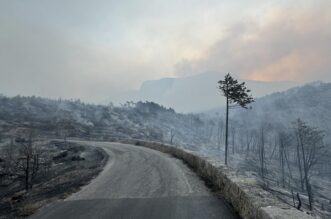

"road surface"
[30,142,240,219]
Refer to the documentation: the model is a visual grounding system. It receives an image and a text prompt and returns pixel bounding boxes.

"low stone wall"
[118,139,314,219]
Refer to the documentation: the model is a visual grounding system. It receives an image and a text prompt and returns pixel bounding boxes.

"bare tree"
[244,130,254,159]
[206,120,215,143]
[17,130,34,191]
[295,129,305,192]
[258,127,266,179]
[278,131,292,188]
[216,119,224,150]
[231,126,236,154]
[15,129,44,191]
[0,138,16,184]
[293,119,328,210]
[170,129,175,145]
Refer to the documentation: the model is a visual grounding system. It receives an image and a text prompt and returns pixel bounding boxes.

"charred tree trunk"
[25,154,30,191]
[296,135,305,191]
[296,193,302,210]
[225,96,229,165]
[279,135,285,188]
[299,133,313,211]
[259,128,265,179]
[231,127,236,154]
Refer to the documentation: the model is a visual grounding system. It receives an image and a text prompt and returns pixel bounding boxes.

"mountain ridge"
[120,71,300,112]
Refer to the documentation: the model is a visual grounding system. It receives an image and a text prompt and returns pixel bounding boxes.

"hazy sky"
[1,0,330,102]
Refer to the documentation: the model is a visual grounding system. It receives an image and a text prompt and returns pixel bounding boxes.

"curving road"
[30,142,240,219]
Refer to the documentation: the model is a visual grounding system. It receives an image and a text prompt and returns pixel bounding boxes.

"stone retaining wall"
[118,139,314,219]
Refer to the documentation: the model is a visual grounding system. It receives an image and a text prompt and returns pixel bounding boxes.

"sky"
[0,0,330,102]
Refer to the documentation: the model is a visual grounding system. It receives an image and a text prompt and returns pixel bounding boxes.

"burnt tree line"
[209,116,329,211]
[0,128,52,192]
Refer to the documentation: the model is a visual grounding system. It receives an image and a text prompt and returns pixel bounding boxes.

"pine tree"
[218,73,254,165]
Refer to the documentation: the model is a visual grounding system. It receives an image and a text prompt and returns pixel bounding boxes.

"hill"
[0,95,213,148]
[232,82,331,141]
[118,72,299,112]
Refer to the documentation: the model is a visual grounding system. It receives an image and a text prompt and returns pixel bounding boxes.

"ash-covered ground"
[0,140,108,218]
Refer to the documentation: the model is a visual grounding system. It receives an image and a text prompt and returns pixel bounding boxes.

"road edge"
[117,139,315,219]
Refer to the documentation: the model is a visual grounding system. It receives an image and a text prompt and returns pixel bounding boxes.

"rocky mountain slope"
[117,71,299,112]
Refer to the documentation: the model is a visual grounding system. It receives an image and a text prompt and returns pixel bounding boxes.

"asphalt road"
[30,142,240,219]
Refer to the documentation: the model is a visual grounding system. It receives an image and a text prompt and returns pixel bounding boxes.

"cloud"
[1,0,331,104]
[0,6,168,102]
[175,3,331,82]
[0,0,235,102]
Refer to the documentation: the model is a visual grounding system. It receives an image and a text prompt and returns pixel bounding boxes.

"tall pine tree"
[218,73,254,165]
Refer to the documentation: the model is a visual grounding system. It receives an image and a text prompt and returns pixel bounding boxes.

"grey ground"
[30,142,239,219]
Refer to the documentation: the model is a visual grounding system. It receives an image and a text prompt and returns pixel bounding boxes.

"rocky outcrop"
[118,139,314,219]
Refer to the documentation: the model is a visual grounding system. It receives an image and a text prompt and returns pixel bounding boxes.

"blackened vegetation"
[0,82,330,217]
[218,83,331,218]
[0,139,108,218]
[0,96,216,146]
